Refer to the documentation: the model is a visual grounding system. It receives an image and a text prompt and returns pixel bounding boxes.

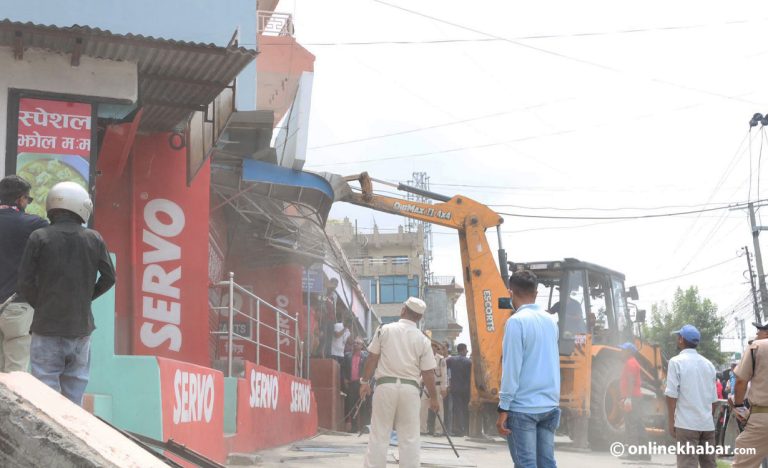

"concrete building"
[327,218,463,345]
[424,277,464,346]
[327,219,424,323]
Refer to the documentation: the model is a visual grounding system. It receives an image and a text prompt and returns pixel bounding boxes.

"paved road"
[244,432,707,467]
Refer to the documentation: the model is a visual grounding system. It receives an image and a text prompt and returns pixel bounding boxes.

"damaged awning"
[0,20,257,132]
[211,160,335,268]
[242,160,334,218]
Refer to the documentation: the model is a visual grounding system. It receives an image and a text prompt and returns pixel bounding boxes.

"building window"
[379,275,420,303]
[380,275,408,303]
[362,277,378,304]
[408,277,419,297]
[385,255,409,265]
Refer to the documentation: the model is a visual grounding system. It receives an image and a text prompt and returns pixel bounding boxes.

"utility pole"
[748,202,768,321]
[743,246,762,323]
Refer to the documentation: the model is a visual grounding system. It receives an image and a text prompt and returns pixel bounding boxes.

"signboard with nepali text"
[14,98,93,218]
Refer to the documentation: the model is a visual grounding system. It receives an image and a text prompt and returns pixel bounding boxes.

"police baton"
[0,293,17,315]
[424,388,459,458]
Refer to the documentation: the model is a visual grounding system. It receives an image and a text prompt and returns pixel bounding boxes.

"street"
[243,432,699,468]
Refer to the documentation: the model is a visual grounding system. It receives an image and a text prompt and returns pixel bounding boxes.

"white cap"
[404,297,427,315]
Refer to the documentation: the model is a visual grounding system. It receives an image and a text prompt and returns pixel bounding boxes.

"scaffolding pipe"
[256,301,261,366]
[306,266,311,378]
[227,271,234,378]
[294,312,299,376]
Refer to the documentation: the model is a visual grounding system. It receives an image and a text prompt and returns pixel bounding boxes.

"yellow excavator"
[327,172,666,448]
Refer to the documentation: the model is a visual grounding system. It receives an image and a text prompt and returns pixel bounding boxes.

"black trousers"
[426,394,453,434]
[345,380,371,432]
[452,392,470,435]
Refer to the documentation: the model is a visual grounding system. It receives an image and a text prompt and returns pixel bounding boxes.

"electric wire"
[306,100,712,168]
[288,17,762,46]
[307,100,568,150]
[659,130,754,274]
[351,185,761,218]
[372,0,762,105]
[495,199,768,220]
[635,256,741,287]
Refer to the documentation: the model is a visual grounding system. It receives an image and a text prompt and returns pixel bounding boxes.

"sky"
[275,0,768,353]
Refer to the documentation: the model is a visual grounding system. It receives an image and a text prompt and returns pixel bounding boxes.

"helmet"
[0,175,31,203]
[46,182,92,223]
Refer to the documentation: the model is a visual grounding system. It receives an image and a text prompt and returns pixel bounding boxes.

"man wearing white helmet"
[17,181,115,406]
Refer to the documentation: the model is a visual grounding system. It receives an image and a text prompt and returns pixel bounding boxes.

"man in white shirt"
[331,318,351,366]
[665,324,718,468]
[359,297,439,468]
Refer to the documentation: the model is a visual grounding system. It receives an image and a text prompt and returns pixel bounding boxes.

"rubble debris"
[0,372,166,467]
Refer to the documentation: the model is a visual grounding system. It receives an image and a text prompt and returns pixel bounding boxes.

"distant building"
[327,218,463,346]
[424,277,464,346]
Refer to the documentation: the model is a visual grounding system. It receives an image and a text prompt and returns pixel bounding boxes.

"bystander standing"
[665,324,718,468]
[421,341,447,436]
[618,342,650,461]
[496,270,560,468]
[17,182,115,406]
[343,337,370,433]
[0,175,47,372]
[447,342,471,437]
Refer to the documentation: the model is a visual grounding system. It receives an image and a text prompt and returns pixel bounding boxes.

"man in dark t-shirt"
[0,175,48,372]
[446,343,472,436]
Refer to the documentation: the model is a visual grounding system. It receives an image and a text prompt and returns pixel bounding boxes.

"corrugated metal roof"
[0,20,257,131]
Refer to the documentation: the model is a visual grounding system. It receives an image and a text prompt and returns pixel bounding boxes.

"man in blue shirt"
[496,270,560,468]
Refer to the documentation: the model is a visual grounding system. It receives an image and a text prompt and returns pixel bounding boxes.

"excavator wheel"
[588,355,625,450]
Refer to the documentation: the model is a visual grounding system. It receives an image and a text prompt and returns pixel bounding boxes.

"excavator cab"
[509,258,636,355]
[508,258,664,449]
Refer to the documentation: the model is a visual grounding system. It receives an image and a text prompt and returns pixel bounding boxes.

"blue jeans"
[505,408,560,468]
[30,334,91,406]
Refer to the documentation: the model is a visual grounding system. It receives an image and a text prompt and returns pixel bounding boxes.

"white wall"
[0,46,137,175]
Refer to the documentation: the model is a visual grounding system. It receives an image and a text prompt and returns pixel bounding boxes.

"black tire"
[588,356,625,450]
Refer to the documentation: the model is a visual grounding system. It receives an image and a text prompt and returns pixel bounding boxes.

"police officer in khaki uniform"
[420,341,448,435]
[359,297,439,468]
[731,321,768,468]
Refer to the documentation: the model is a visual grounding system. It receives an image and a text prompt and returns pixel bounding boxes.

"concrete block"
[0,372,166,467]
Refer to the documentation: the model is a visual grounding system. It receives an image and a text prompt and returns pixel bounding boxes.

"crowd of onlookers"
[316,268,768,468]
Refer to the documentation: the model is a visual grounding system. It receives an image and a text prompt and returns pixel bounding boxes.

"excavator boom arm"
[337,173,510,404]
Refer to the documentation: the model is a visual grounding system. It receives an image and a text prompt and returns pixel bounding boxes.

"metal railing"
[211,272,301,378]
[429,275,457,286]
[349,257,412,266]
[257,10,295,37]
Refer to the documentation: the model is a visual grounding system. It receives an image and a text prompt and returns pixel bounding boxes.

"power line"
[635,256,741,287]
[488,201,736,212]
[291,18,761,46]
[305,99,718,168]
[658,130,753,271]
[372,0,761,105]
[307,99,568,150]
[496,199,768,220]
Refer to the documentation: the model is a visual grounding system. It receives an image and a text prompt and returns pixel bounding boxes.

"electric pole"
[748,202,768,321]
[743,246,762,323]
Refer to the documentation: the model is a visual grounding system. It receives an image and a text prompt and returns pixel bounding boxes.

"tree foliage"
[643,286,726,366]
